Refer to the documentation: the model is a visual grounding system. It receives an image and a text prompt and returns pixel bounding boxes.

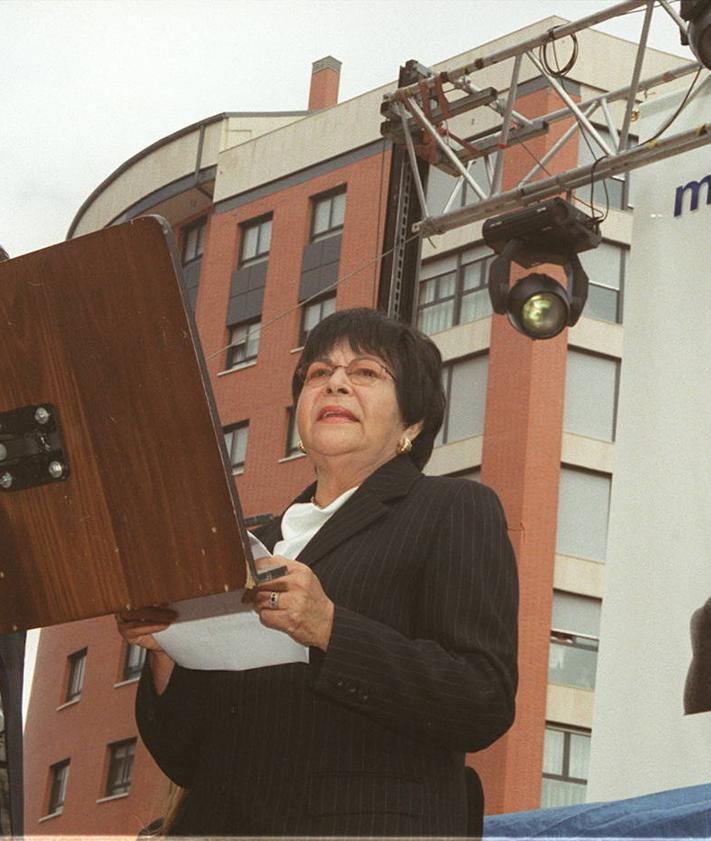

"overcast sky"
[2,0,691,261]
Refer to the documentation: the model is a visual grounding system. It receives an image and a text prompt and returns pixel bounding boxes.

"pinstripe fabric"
[136,454,518,837]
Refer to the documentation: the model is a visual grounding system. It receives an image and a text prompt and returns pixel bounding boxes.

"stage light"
[681,1,711,69]
[483,198,600,340]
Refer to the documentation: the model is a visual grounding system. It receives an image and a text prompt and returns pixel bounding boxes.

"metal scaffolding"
[380,0,710,238]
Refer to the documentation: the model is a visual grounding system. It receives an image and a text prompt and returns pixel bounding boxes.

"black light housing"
[483,197,601,340]
[681,0,711,69]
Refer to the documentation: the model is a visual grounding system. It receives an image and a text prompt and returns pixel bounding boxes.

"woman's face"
[296,340,421,474]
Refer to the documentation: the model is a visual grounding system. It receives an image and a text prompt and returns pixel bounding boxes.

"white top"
[273,486,359,560]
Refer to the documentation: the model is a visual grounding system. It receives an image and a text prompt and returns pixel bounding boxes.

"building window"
[47,759,70,815]
[225,320,260,370]
[65,648,87,702]
[417,246,493,335]
[541,725,591,808]
[240,216,272,265]
[180,217,208,312]
[418,257,456,335]
[312,189,346,240]
[435,355,488,446]
[182,217,207,265]
[299,293,336,346]
[548,591,601,690]
[122,644,146,682]
[224,422,249,473]
[577,240,627,324]
[556,467,611,562]
[563,350,620,441]
[226,215,272,328]
[105,739,136,798]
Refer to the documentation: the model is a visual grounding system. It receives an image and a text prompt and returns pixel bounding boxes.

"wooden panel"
[0,217,247,632]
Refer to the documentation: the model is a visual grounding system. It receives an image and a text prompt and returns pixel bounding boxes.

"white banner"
[587,74,711,801]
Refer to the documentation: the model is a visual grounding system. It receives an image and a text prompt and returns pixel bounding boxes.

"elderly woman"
[117,307,518,837]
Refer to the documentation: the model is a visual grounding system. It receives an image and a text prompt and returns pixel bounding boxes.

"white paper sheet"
[154,534,309,671]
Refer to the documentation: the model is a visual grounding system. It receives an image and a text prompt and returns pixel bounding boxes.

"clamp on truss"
[380,0,710,238]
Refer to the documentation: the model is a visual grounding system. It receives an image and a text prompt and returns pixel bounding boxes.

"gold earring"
[297,439,306,454]
[396,436,412,455]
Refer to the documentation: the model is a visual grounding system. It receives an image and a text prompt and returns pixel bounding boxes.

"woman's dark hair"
[292,307,446,469]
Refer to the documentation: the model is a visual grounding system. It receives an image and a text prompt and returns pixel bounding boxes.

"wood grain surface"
[0,217,247,632]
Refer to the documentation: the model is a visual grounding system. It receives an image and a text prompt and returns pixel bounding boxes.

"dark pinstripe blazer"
[136,454,518,837]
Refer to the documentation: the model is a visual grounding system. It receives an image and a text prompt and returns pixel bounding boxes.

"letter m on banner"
[674,175,711,217]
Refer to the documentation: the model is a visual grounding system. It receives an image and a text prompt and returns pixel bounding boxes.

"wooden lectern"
[0,217,255,633]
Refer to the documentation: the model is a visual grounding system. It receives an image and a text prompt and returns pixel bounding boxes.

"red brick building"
[23,24,684,833]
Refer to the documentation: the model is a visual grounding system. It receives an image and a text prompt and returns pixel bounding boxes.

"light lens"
[521,293,568,338]
[507,273,571,339]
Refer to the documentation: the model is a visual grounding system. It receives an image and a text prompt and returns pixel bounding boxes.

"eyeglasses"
[299,357,395,388]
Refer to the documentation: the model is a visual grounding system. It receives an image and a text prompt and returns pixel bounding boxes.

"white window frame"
[225,320,261,370]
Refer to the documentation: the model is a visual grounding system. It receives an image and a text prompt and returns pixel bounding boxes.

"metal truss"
[380,0,710,237]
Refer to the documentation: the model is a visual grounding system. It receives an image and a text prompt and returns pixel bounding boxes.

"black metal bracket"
[0,404,70,493]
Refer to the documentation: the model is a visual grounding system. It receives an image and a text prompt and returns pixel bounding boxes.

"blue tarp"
[484,784,711,838]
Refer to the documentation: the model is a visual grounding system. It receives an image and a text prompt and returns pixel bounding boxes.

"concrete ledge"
[561,432,615,473]
[96,792,130,805]
[426,435,483,476]
[554,553,605,599]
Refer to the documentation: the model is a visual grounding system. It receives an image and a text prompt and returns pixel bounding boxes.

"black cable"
[588,153,611,223]
[540,32,579,78]
[575,120,610,220]
[520,141,554,179]
[519,139,607,219]
[640,66,702,145]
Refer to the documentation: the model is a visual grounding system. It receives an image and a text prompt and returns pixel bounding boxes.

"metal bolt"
[0,472,13,490]
[48,461,65,479]
[0,444,6,461]
[35,406,50,424]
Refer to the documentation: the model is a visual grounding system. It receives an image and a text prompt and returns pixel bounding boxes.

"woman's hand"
[114,606,177,652]
[252,557,334,651]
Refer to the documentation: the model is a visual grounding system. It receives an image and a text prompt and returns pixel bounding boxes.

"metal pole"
[619,0,655,152]
[518,103,598,186]
[406,98,490,200]
[415,121,711,235]
[397,103,430,217]
[599,98,620,148]
[442,175,465,214]
[657,0,689,35]
[527,50,613,156]
[450,76,533,127]
[491,53,523,194]
[384,0,646,102]
[538,60,700,127]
